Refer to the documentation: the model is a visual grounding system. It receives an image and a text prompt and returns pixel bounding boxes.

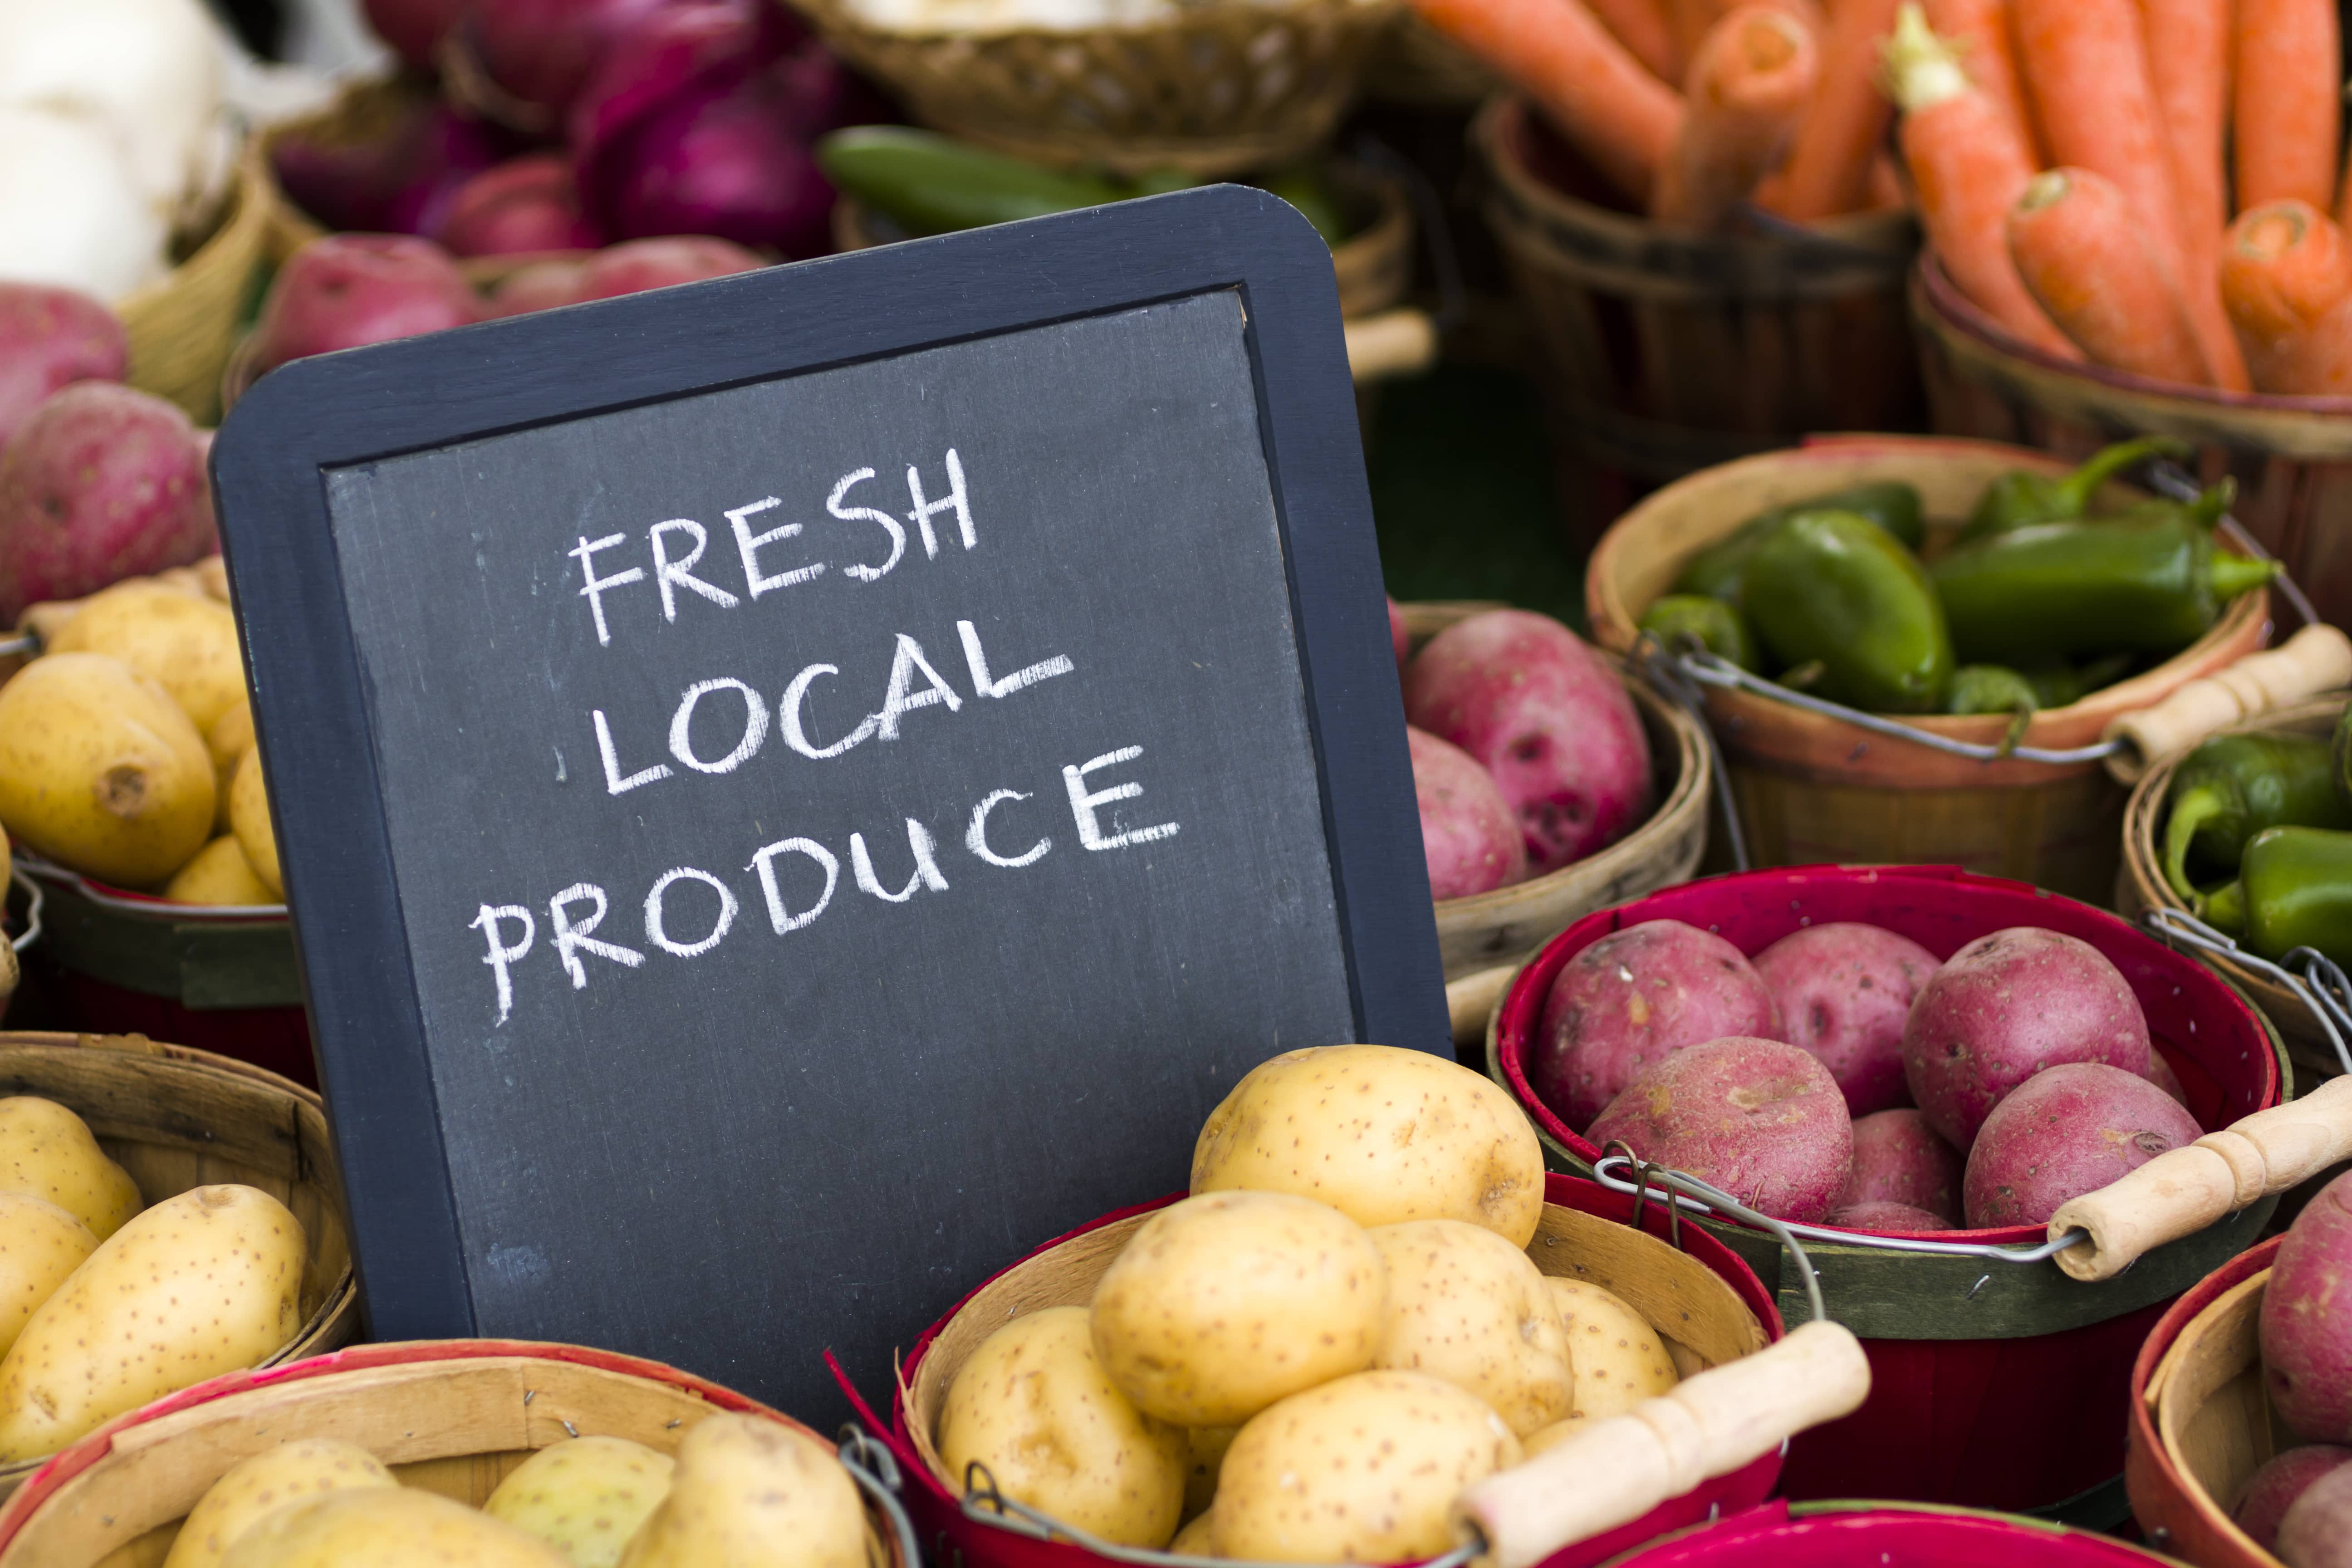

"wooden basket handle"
[1345,308,1439,384]
[2102,624,2352,783]
[1453,1319,1871,1568]
[2049,1074,2352,1281]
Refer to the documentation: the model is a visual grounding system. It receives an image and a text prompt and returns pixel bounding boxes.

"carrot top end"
[2016,169,2071,215]
[1879,1,1969,114]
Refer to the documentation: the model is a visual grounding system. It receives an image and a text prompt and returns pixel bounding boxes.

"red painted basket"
[845,1172,1786,1568]
[1488,864,2286,1517]
[1612,1499,2185,1568]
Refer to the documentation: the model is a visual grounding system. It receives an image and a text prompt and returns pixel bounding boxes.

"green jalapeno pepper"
[1958,435,2192,544]
[1673,481,1925,604]
[2023,653,2136,710]
[817,127,1203,236]
[2162,733,2350,906]
[1745,509,1953,712]
[1638,594,1761,670]
[1947,665,2039,716]
[2203,825,2352,966]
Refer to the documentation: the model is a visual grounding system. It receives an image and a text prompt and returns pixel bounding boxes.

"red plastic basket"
[1612,1499,2183,1568]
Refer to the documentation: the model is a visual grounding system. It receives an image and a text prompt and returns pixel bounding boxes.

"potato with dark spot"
[1586,1037,1853,1221]
[1833,1108,1963,1225]
[0,651,215,887]
[1961,1063,2201,1228]
[1752,922,1939,1116]
[2263,1170,2352,1443]
[2236,1446,2352,1552]
[164,1438,397,1568]
[617,1412,873,1568]
[484,1436,675,1568]
[1367,1219,1572,1436]
[1541,1277,1676,1423]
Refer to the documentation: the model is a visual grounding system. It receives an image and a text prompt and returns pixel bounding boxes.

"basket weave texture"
[116,142,276,427]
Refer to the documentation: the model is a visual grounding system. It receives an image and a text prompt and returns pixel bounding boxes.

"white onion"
[0,0,224,214]
[0,104,167,300]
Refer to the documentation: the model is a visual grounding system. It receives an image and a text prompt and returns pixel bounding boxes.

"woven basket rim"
[799,0,1396,44]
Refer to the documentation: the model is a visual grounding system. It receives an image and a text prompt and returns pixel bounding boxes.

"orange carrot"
[1652,6,1819,229]
[1667,0,1820,80]
[1921,0,2038,158]
[1415,0,1684,204]
[2140,0,2249,390]
[2221,201,2352,392]
[2255,299,2352,396]
[1883,6,2080,357]
[2009,168,2212,383]
[1763,0,1903,220]
[2236,0,2341,215]
[1587,0,1684,82]
[1867,151,1905,211]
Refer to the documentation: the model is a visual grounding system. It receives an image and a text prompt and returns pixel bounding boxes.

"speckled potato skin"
[0,1095,142,1239]
[206,702,252,834]
[1367,1219,1573,1436]
[164,837,277,905]
[0,652,216,887]
[1543,1278,1677,1423]
[0,1183,304,1460]
[228,747,280,896]
[1584,1037,1855,1223]
[0,1191,93,1359]
[1091,1192,1387,1427]
[1211,1370,1521,1563]
[482,1436,676,1568]
[162,1437,397,1568]
[1191,1044,1545,1248]
[217,1487,569,1568]
[46,582,247,733]
[617,1412,874,1568]
[936,1306,1186,1546]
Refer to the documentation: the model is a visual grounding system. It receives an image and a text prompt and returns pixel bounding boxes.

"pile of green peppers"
[2175,706,2352,967]
[1637,438,2279,732]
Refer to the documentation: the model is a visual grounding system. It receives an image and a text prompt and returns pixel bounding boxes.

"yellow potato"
[206,701,253,833]
[1211,1371,1520,1563]
[1170,1512,1217,1556]
[938,1305,1185,1548]
[46,583,246,733]
[229,746,279,896]
[218,1487,568,1568]
[1091,1191,1386,1427]
[165,837,278,906]
[1369,1219,1573,1436]
[0,1183,305,1460]
[162,1437,397,1568]
[1521,1416,1582,1456]
[0,1095,142,1239]
[0,1192,94,1359]
[1544,1278,1678,1423]
[484,1435,676,1568]
[0,652,216,887]
[1192,1044,1545,1247]
[617,1411,872,1568]
[1181,1425,1236,1521]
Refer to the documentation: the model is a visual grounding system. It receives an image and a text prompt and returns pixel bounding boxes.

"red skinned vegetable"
[438,155,603,256]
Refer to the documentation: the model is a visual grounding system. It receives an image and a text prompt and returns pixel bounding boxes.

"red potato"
[1751,922,1939,1116]
[0,284,125,450]
[1585,1037,1853,1222]
[1404,609,1653,875]
[241,235,486,392]
[489,259,592,316]
[1388,598,1410,677]
[571,236,765,301]
[1961,1063,2200,1228]
[436,155,603,257]
[1826,1200,1950,1231]
[1902,926,2152,1149]
[0,384,215,624]
[2263,1170,2352,1443]
[2237,1446,2352,1553]
[1409,727,1528,901]
[1833,1107,1963,1224]
[2280,1463,2352,1568]
[1532,919,1784,1130]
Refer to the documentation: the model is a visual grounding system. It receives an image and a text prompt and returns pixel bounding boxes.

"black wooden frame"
[210,184,1444,1341]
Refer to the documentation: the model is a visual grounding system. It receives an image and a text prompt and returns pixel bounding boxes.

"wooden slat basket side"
[0,1033,358,1499]
[2142,1266,2293,1568]
[0,1342,903,1568]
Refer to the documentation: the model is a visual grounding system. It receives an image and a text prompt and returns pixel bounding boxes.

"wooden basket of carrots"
[1890,0,2352,627]
[1418,0,1924,480]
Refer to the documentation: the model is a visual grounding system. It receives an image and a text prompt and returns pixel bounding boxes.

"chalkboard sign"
[211,186,1444,1422]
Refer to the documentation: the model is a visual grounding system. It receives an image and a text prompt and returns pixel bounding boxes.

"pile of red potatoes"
[2225,1175,2352,1568]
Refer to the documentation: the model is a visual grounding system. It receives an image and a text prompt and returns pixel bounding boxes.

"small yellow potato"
[1212,1370,1520,1563]
[165,837,278,905]
[229,746,279,896]
[218,1487,568,1568]
[617,1411,872,1568]
[206,701,253,833]
[0,1183,305,1460]
[0,1095,142,1239]
[1544,1278,1678,1423]
[1169,1512,1217,1556]
[46,583,247,734]
[1091,1191,1386,1427]
[1521,1416,1582,1457]
[938,1305,1185,1548]
[1369,1219,1573,1436]
[1181,1425,1236,1521]
[484,1435,676,1568]
[162,1437,397,1568]
[0,652,216,887]
[0,1192,93,1358]
[1192,1044,1545,1247]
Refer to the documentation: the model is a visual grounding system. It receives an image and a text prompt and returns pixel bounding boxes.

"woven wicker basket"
[794,0,1401,176]
[115,141,277,428]
[257,74,433,259]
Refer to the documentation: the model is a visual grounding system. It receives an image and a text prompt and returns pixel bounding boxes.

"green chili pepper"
[1930,506,2278,666]
[815,127,1129,235]
[2162,733,2350,906]
[1958,435,2192,544]
[2203,825,2352,965]
[1947,665,2040,716]
[1673,481,1925,604]
[1745,509,1954,712]
[2024,653,2136,710]
[1638,594,1761,670]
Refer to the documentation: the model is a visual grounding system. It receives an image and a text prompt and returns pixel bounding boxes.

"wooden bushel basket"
[115,141,276,428]
[1608,1499,2186,1568]
[0,1339,914,1567]
[0,1032,358,1500]
[1585,435,2273,904]
[1487,865,2288,1516]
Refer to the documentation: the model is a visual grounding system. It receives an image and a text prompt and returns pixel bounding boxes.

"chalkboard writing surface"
[212,186,1445,1421]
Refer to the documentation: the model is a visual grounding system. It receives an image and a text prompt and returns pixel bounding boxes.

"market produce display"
[2235,1171,2352,1568]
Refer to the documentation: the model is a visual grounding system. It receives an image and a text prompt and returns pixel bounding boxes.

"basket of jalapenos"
[1587,435,2350,905]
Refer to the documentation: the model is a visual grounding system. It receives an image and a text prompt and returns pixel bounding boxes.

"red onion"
[462,0,686,126]
[273,102,513,236]
[439,155,604,256]
[363,0,469,71]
